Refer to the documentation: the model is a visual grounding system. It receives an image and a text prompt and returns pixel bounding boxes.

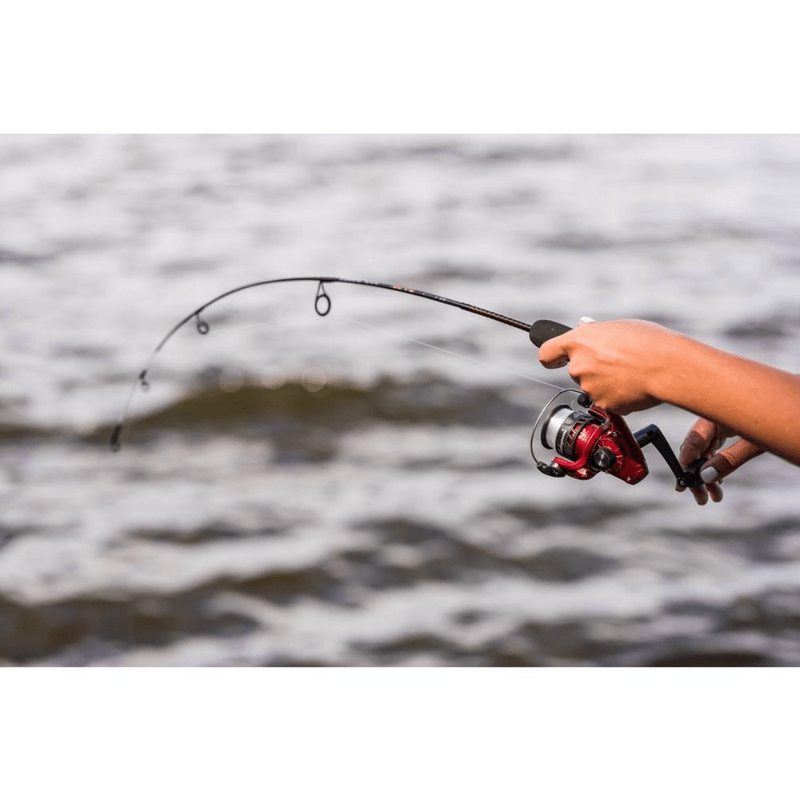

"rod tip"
[109,425,122,452]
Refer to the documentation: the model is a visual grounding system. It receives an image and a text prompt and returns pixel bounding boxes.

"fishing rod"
[110,276,706,492]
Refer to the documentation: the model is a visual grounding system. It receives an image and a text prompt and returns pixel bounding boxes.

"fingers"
[689,482,723,506]
[679,418,720,468]
[680,419,725,505]
[698,439,765,483]
[681,433,764,506]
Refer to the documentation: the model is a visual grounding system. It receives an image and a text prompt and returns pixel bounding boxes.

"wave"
[102,376,543,448]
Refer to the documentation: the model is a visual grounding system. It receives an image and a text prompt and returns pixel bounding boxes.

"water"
[2,134,800,666]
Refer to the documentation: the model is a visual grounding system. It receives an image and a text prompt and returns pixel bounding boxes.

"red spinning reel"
[530,389,703,488]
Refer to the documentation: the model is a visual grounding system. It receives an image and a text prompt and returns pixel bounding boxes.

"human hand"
[538,318,686,415]
[678,418,765,505]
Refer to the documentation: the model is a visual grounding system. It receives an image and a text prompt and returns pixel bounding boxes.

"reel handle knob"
[529,320,572,347]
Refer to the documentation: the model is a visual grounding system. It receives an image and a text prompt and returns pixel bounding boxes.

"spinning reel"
[530,389,705,488]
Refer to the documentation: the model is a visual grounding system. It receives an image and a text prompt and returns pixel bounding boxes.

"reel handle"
[529,319,572,347]
[634,424,706,489]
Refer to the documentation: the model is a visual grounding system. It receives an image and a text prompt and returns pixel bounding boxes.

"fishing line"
[338,315,566,391]
[185,311,565,391]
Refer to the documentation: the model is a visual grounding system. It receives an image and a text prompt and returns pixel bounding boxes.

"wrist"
[645,330,701,406]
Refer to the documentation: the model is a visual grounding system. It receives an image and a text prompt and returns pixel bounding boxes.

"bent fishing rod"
[110,275,706,492]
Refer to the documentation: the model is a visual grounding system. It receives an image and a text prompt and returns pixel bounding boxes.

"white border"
[4,1,800,132]
[3,669,796,799]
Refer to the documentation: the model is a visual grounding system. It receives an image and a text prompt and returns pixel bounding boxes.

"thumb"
[538,316,594,369]
[538,332,572,369]
[699,439,765,484]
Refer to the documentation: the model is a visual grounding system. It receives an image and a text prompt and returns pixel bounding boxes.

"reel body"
[532,390,704,489]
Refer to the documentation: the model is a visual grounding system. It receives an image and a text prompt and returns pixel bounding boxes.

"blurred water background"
[1,134,800,666]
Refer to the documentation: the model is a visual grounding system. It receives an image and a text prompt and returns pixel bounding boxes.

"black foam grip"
[529,319,572,348]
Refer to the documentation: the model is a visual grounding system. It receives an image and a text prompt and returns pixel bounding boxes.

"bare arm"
[538,320,800,467]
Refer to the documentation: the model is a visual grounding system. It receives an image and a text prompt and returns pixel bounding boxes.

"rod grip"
[529,319,572,348]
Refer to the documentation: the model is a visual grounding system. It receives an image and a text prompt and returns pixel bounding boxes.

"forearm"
[653,336,800,466]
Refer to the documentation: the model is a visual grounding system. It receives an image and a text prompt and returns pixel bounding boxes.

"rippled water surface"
[2,134,800,666]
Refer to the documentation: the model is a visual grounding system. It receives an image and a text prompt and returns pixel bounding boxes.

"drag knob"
[591,447,617,472]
